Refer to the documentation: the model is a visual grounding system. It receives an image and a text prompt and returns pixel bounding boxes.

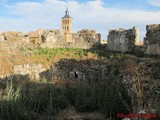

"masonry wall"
[144,24,160,55]
[38,29,100,49]
[107,27,138,53]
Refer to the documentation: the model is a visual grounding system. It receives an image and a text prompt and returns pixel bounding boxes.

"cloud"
[148,0,160,7]
[0,0,160,40]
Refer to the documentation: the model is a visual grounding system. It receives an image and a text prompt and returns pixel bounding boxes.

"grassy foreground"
[0,77,129,120]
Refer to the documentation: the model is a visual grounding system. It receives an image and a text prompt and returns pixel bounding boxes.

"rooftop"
[62,7,72,19]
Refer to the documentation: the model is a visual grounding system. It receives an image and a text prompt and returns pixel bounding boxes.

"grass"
[30,47,87,62]
[28,47,124,64]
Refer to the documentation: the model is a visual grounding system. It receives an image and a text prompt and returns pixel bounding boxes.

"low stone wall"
[0,63,46,84]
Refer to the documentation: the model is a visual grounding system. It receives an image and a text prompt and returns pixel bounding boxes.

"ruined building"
[26,31,40,44]
[107,27,139,53]
[61,7,73,43]
[30,8,101,49]
[144,24,160,55]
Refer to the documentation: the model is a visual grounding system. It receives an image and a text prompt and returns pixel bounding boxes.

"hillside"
[0,40,160,120]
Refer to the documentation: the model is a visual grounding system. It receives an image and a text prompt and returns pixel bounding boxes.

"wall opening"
[74,71,78,78]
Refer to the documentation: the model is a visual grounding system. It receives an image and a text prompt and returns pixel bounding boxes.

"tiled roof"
[62,15,72,19]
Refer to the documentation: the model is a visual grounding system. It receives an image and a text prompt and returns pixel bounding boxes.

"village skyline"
[0,0,160,40]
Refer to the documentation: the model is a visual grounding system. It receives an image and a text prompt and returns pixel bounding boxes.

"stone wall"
[144,24,160,55]
[107,27,138,53]
[0,63,46,84]
[0,36,4,43]
[0,31,24,41]
[33,29,100,49]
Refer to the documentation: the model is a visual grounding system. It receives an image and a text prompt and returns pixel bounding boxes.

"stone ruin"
[25,29,101,49]
[107,24,160,55]
[144,24,160,55]
[1,24,160,55]
[0,29,100,49]
[107,27,139,53]
[0,31,23,42]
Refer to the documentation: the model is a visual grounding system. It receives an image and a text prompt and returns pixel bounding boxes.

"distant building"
[61,7,73,43]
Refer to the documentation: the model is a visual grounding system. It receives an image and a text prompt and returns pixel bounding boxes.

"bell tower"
[61,7,73,42]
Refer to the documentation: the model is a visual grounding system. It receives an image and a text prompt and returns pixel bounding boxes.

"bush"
[0,77,130,119]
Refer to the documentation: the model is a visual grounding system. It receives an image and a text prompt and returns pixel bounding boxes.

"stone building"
[17,7,101,49]
[61,7,73,43]
[144,24,160,55]
[107,27,139,53]
[26,31,40,44]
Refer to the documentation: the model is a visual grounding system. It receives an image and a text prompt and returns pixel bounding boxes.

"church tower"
[61,7,73,42]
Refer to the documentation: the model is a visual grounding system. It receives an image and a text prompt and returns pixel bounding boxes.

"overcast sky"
[0,0,160,40]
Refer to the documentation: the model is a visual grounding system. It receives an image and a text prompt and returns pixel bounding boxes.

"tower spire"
[65,6,69,15]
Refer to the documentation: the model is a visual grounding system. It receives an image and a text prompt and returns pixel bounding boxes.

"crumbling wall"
[144,24,160,55]
[1,31,24,41]
[107,27,138,53]
[37,29,100,49]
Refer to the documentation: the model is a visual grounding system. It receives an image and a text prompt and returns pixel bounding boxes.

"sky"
[0,0,160,40]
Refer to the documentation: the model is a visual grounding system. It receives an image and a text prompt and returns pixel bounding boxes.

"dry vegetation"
[0,45,159,120]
